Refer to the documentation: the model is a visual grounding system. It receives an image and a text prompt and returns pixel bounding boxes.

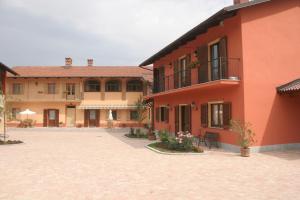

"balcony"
[6,92,83,102]
[151,57,240,97]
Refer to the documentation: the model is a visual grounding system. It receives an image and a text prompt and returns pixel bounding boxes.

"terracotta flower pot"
[240,147,250,157]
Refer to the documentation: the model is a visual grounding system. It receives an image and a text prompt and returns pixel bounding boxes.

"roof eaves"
[0,62,19,76]
[139,0,272,67]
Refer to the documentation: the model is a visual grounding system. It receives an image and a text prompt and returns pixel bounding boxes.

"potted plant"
[230,120,256,157]
[59,121,64,127]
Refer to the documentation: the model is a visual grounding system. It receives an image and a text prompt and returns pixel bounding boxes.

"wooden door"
[84,109,100,127]
[48,109,59,127]
[66,106,76,127]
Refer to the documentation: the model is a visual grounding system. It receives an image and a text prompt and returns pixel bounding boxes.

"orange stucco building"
[140,0,300,152]
[6,58,152,128]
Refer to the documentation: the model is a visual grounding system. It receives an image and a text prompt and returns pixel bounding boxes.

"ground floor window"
[210,103,223,128]
[11,108,20,120]
[130,110,138,120]
[201,102,231,129]
[156,106,169,123]
[112,110,117,120]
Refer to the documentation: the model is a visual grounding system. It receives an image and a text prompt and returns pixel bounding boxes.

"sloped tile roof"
[0,62,18,75]
[277,79,300,94]
[8,66,153,82]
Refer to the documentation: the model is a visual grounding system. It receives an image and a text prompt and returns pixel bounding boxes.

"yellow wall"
[6,77,149,127]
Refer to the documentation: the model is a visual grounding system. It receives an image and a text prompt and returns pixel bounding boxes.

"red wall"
[241,0,300,145]
[152,0,300,147]
[153,15,245,145]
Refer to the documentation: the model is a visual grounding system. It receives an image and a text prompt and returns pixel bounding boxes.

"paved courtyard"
[0,128,300,200]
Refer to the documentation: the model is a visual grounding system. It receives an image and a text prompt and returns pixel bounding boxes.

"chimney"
[65,57,72,66]
[234,0,249,4]
[87,58,93,66]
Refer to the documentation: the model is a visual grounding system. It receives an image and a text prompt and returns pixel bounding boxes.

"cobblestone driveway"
[0,128,300,200]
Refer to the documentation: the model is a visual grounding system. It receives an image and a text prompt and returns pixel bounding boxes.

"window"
[210,42,220,81]
[11,108,20,120]
[106,80,120,92]
[201,102,231,129]
[84,80,100,92]
[89,110,96,120]
[130,110,138,120]
[49,110,56,120]
[156,106,169,122]
[210,103,223,128]
[66,83,75,95]
[127,80,143,92]
[48,83,56,94]
[12,83,22,94]
[112,110,117,120]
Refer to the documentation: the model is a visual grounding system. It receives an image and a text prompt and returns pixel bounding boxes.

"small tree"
[230,120,256,149]
[134,95,147,127]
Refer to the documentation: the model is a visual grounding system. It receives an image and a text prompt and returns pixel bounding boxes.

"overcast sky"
[0,0,232,67]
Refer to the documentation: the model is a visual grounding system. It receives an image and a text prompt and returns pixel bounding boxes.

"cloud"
[0,0,232,66]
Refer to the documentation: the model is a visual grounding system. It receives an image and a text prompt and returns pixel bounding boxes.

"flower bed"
[125,128,148,139]
[148,142,203,153]
[0,140,23,145]
[150,130,204,153]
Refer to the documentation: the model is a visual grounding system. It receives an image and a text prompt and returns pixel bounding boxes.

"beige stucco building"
[6,58,152,127]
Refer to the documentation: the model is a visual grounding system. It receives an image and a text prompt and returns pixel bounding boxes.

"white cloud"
[1,0,232,66]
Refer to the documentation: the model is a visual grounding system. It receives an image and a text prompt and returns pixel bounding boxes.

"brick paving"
[0,128,299,200]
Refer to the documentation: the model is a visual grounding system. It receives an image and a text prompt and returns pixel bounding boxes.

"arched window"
[84,79,100,92]
[126,80,143,92]
[105,80,121,92]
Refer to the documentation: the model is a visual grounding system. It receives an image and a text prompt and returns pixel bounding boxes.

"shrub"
[129,128,135,135]
[166,131,194,151]
[158,130,169,144]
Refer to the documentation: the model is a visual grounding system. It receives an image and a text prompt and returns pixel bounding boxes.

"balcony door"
[66,83,75,100]
[210,43,220,81]
[210,37,228,81]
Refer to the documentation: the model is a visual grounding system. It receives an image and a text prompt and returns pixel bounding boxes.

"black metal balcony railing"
[153,57,240,94]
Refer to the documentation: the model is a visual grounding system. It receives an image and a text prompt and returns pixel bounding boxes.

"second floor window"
[12,83,22,95]
[48,83,56,94]
[127,80,143,92]
[85,80,100,92]
[106,80,120,92]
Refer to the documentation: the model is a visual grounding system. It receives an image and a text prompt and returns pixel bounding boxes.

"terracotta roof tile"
[8,66,153,82]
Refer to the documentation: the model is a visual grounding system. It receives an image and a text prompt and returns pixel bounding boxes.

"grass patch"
[0,140,23,145]
[148,142,203,153]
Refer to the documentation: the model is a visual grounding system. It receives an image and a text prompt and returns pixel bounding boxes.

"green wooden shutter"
[201,103,208,128]
[219,37,228,79]
[197,45,209,83]
[223,102,232,129]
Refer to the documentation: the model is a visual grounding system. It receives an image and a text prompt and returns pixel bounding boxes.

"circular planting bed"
[147,142,204,155]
